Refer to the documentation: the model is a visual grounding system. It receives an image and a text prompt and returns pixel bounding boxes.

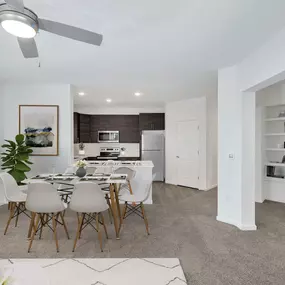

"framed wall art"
[19,105,59,156]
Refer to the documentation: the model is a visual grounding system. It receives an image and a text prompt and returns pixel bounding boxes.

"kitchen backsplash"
[74,143,140,157]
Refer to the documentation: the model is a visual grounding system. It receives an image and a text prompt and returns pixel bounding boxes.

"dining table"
[23,173,128,239]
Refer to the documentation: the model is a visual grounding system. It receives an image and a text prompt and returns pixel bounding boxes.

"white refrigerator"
[141,130,165,181]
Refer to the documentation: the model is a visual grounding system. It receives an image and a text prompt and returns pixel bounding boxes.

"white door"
[176,120,200,188]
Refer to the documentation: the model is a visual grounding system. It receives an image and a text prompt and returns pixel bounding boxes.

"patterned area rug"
[0,258,187,285]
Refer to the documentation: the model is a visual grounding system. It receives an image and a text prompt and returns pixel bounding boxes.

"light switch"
[229,153,235,160]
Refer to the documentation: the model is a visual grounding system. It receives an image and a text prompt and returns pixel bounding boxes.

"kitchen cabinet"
[139,113,165,130]
[74,113,164,143]
[90,115,140,143]
[79,114,91,143]
[73,112,79,143]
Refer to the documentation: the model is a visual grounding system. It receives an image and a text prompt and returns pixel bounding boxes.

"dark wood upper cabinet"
[79,114,91,143]
[139,113,165,130]
[73,112,79,143]
[90,115,140,143]
[74,113,165,143]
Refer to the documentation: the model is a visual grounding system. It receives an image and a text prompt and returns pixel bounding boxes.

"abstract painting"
[19,105,59,156]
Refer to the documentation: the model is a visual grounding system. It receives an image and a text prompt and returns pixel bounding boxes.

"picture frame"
[19,105,59,156]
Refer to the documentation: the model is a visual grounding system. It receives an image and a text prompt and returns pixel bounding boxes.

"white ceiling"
[1,0,285,107]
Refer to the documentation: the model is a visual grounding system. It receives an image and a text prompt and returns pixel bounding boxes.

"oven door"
[98,131,119,143]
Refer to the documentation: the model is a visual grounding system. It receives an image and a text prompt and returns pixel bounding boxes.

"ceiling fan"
[0,0,103,58]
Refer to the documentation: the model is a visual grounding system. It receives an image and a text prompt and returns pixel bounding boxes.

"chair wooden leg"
[39,214,45,239]
[59,212,70,239]
[76,212,80,224]
[8,202,11,210]
[28,213,40,253]
[52,213,59,253]
[100,212,108,239]
[79,213,85,239]
[73,213,84,252]
[4,202,15,235]
[106,197,113,224]
[140,203,150,235]
[27,212,36,238]
[119,202,127,232]
[96,213,103,252]
[15,203,20,227]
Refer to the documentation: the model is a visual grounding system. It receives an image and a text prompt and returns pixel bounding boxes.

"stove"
[98,147,120,160]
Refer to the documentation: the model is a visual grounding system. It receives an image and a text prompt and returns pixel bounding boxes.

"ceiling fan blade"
[4,0,24,11]
[38,18,103,46]
[17,38,38,58]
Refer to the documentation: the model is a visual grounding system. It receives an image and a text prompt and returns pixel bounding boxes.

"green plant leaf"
[15,153,29,161]
[15,134,25,145]
[8,169,26,183]
[2,160,14,167]
[15,161,31,172]
[4,140,16,148]
[24,160,33,165]
[1,144,12,148]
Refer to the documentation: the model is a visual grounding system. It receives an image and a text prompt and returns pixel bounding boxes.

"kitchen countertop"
[74,156,140,161]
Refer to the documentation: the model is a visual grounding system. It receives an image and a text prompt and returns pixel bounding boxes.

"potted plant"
[78,142,85,155]
[74,159,87,177]
[1,134,33,185]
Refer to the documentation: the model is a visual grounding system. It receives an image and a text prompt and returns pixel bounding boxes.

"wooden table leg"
[114,183,121,219]
[109,183,120,239]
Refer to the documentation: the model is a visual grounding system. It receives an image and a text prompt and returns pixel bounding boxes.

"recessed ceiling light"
[78,92,85,96]
[106,98,112,103]
[134,92,142,96]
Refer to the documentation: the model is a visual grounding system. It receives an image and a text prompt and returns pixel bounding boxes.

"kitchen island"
[74,159,154,204]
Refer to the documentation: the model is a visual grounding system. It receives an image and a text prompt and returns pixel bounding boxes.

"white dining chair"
[0,172,29,235]
[114,167,136,195]
[119,174,156,235]
[86,166,97,175]
[25,182,69,253]
[69,182,109,252]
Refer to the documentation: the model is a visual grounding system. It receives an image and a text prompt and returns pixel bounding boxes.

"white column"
[217,66,256,230]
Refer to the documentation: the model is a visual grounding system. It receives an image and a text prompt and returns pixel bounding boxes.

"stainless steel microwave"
[98,131,119,143]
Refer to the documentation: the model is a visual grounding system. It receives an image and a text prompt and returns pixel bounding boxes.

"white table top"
[24,173,127,186]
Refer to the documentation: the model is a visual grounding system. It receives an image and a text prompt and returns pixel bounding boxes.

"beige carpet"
[1,183,285,284]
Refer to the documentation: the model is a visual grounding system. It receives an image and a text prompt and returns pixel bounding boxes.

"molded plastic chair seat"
[0,172,30,235]
[26,182,70,253]
[119,174,156,235]
[70,182,109,252]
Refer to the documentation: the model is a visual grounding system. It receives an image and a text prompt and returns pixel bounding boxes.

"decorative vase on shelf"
[76,167,86,178]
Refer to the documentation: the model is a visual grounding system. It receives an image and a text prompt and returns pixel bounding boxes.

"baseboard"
[216,216,257,231]
[202,184,218,191]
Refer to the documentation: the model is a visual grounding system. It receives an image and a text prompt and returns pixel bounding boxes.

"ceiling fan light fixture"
[1,19,36,38]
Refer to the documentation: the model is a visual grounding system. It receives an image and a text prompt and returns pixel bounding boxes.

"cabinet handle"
[176,156,179,158]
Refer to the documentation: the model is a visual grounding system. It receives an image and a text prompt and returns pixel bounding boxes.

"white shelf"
[265,177,285,183]
[265,117,285,122]
[264,133,285,136]
[266,148,285,151]
[265,162,285,167]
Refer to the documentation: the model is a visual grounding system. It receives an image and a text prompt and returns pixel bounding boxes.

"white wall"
[165,97,207,190]
[0,86,4,153]
[206,94,218,189]
[218,26,285,231]
[1,84,73,176]
[74,106,165,115]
